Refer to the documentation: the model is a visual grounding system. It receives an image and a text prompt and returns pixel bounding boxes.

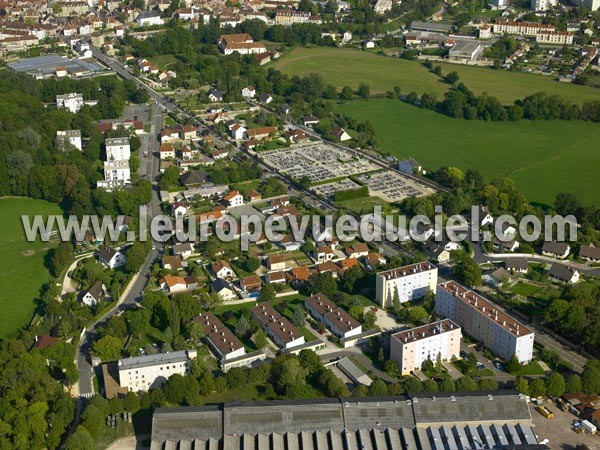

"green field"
[336,99,600,205]
[0,198,61,337]
[271,47,600,104]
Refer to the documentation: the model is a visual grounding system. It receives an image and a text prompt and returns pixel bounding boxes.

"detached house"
[549,264,580,284]
[579,244,600,262]
[212,260,235,279]
[542,241,571,259]
[224,191,244,207]
[173,243,194,260]
[81,280,106,306]
[346,243,369,259]
[97,247,125,269]
[207,88,223,102]
[505,258,528,274]
[241,86,256,98]
[332,127,351,142]
[211,279,237,301]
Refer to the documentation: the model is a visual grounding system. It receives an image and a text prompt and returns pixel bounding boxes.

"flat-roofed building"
[375,261,438,308]
[435,280,534,363]
[55,129,82,151]
[492,20,555,36]
[118,349,197,392]
[251,302,305,349]
[105,137,131,161]
[390,319,461,375]
[305,293,362,339]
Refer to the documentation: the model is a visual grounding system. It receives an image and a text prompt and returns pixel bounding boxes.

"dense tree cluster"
[0,71,151,218]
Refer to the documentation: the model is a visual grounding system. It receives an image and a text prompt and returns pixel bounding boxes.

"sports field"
[271,47,600,104]
[0,198,61,337]
[336,99,600,205]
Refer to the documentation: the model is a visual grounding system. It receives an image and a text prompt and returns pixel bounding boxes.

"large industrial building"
[390,319,461,375]
[435,281,534,363]
[149,391,546,450]
[375,261,438,308]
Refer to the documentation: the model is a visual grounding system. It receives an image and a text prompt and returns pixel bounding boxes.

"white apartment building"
[531,0,558,11]
[136,10,165,26]
[390,319,461,375]
[492,21,555,36]
[275,9,310,25]
[56,130,82,151]
[435,281,534,363]
[105,137,131,161]
[118,350,197,392]
[375,261,438,308]
[536,31,574,45]
[98,160,131,189]
[56,92,84,113]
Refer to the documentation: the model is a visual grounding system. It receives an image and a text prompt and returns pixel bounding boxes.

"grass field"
[336,99,600,205]
[271,47,600,104]
[0,198,62,337]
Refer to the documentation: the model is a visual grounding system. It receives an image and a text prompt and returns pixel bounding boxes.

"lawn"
[510,282,541,297]
[0,198,62,337]
[336,99,600,205]
[271,47,447,98]
[509,361,546,376]
[271,47,600,104]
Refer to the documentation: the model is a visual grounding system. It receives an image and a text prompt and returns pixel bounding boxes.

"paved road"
[75,101,164,404]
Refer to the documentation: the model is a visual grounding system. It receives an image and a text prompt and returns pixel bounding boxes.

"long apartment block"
[435,281,534,363]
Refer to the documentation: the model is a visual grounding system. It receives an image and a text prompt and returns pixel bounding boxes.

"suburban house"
[425,243,451,263]
[258,93,273,104]
[241,86,256,98]
[228,123,247,140]
[365,252,387,270]
[240,275,261,295]
[162,255,183,270]
[315,246,336,263]
[281,104,291,115]
[97,246,125,269]
[212,260,235,279]
[476,206,494,227]
[483,267,512,288]
[171,202,188,217]
[542,241,571,259]
[493,237,520,252]
[279,234,303,251]
[180,170,208,187]
[505,258,528,274]
[81,280,106,306]
[286,266,311,288]
[345,243,369,259]
[267,254,287,271]
[305,294,362,339]
[247,189,262,202]
[180,124,197,140]
[303,115,320,126]
[224,190,244,208]
[332,127,351,142]
[549,264,580,284]
[251,302,305,349]
[210,279,237,301]
[173,243,194,260]
[246,126,277,141]
[207,88,224,102]
[160,275,197,294]
[398,159,424,176]
[579,244,600,262]
[266,271,287,285]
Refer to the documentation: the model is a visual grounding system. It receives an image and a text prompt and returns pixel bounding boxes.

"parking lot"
[530,401,600,449]
[312,178,362,199]
[261,141,378,183]
[354,170,435,202]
